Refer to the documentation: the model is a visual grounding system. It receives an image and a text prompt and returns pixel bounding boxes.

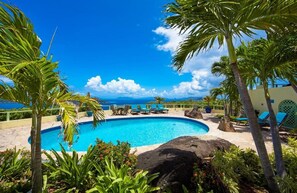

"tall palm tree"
[267,23,297,93]
[154,96,165,104]
[0,4,104,192]
[210,86,228,116]
[211,56,241,116]
[237,39,297,177]
[165,0,297,191]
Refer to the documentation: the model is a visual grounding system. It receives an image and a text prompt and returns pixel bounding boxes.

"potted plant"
[204,96,212,113]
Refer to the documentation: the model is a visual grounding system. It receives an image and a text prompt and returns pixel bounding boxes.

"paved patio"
[0,109,280,155]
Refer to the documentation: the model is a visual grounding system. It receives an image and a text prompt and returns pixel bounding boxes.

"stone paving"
[0,109,280,155]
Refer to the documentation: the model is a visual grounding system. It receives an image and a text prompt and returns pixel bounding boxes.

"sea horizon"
[0,97,203,110]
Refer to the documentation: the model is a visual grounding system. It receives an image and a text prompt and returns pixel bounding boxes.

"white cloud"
[171,70,222,97]
[85,73,222,98]
[153,26,227,74]
[153,27,189,54]
[85,76,144,95]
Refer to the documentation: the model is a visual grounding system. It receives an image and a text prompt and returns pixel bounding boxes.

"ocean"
[0,97,202,111]
[0,98,155,111]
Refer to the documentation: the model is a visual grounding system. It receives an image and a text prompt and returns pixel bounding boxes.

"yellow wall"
[249,86,297,113]
[0,112,87,130]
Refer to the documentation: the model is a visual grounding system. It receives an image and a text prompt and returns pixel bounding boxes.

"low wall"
[0,112,87,130]
[0,109,224,130]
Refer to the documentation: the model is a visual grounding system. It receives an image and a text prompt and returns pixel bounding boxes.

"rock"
[136,136,233,192]
[184,107,203,119]
[218,116,236,132]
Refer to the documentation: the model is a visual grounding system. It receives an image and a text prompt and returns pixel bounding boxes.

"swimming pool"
[32,117,209,151]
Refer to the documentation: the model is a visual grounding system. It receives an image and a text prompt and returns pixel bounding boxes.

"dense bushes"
[0,148,31,193]
[42,140,156,192]
[271,138,297,193]
[2,138,297,192]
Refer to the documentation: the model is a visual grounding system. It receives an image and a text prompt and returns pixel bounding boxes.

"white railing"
[0,103,223,122]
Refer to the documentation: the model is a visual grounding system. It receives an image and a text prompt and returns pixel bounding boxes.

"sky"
[1,0,265,99]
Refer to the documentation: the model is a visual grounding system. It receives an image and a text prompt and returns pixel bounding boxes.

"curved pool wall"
[29,116,209,151]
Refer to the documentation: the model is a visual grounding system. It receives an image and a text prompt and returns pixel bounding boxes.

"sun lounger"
[235,111,269,125]
[265,112,287,127]
[140,104,150,114]
[157,104,169,113]
[150,104,159,113]
[130,104,140,114]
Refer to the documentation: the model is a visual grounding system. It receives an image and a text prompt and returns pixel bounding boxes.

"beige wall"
[249,86,297,113]
[0,112,87,130]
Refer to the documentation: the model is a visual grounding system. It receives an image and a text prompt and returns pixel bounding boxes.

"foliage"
[164,0,297,190]
[87,157,159,193]
[94,139,137,169]
[0,109,60,121]
[211,146,265,192]
[0,3,104,192]
[42,141,141,192]
[154,96,165,104]
[43,145,97,192]
[271,138,297,193]
[0,148,31,193]
[192,162,228,193]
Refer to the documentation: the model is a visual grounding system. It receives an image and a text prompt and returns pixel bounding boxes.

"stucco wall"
[0,112,87,130]
[249,86,297,113]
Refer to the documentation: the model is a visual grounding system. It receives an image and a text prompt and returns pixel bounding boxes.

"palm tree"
[0,4,104,192]
[165,0,297,191]
[211,56,241,116]
[267,23,297,93]
[154,96,165,104]
[238,39,297,177]
[210,87,228,116]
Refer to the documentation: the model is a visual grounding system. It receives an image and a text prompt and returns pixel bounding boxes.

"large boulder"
[218,116,236,132]
[184,106,203,119]
[136,136,232,193]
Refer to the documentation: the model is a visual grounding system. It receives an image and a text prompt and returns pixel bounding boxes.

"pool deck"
[0,110,280,155]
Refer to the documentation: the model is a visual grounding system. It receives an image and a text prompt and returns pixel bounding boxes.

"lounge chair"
[157,104,169,113]
[139,104,150,114]
[130,104,140,115]
[235,111,269,125]
[150,104,159,113]
[265,112,288,127]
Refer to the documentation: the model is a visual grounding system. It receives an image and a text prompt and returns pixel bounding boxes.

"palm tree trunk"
[263,82,286,177]
[32,113,43,193]
[291,83,297,94]
[226,37,280,192]
[31,107,37,172]
[224,100,228,116]
[229,101,233,116]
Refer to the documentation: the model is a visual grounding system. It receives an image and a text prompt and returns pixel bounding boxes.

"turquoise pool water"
[33,117,209,151]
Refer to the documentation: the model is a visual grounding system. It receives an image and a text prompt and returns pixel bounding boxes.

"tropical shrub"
[211,146,265,192]
[87,157,159,193]
[43,145,97,192]
[94,139,137,169]
[0,148,31,193]
[192,162,229,193]
[272,137,297,193]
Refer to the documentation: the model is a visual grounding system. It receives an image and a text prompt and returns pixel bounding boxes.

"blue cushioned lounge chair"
[235,111,269,125]
[150,104,159,113]
[130,104,140,114]
[157,104,169,113]
[266,112,287,127]
[139,104,150,114]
